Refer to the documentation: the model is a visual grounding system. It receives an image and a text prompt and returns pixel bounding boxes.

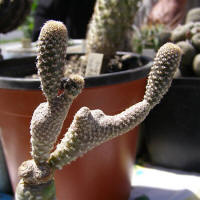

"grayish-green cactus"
[186,7,200,24]
[170,23,194,42]
[15,20,181,200]
[31,21,84,164]
[65,0,142,75]
[170,8,200,77]
[176,40,196,76]
[193,54,200,76]
[192,33,200,51]
[49,43,181,170]
[171,22,200,44]
[16,179,56,200]
[86,0,140,58]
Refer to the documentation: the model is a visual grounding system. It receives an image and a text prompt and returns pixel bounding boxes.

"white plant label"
[85,53,104,76]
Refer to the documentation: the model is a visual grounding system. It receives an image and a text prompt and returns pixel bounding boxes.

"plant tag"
[85,53,104,76]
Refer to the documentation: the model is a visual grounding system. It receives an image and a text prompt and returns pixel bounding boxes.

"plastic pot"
[0,53,151,200]
[141,77,200,172]
[0,138,12,194]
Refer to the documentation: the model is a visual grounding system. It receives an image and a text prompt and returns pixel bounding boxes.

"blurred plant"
[171,7,200,77]
[132,23,171,53]
[19,0,38,39]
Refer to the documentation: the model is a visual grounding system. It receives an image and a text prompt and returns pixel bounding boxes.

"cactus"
[193,54,200,76]
[73,0,141,74]
[0,0,32,33]
[176,40,196,76]
[185,7,200,24]
[86,0,140,58]
[170,22,194,42]
[192,32,200,51]
[15,20,181,200]
[169,8,200,77]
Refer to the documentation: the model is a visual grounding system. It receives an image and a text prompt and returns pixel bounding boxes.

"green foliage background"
[132,23,167,53]
[19,0,38,38]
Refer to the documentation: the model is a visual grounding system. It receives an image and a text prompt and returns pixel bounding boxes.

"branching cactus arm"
[16,20,84,200]
[15,19,182,200]
[49,43,182,169]
[144,43,182,107]
[36,20,68,103]
[86,0,140,58]
[31,21,84,164]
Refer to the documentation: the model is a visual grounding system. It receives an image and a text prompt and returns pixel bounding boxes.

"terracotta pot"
[0,54,151,200]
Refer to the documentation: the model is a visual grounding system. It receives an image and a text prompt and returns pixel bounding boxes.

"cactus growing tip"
[40,20,68,39]
[160,42,182,56]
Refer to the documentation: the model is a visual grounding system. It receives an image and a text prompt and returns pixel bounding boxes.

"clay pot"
[0,53,151,200]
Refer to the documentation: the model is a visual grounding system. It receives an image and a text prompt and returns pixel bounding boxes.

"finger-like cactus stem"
[144,43,182,107]
[48,101,150,169]
[37,20,68,103]
[31,21,84,164]
[30,75,84,164]
[48,43,182,169]
[86,0,140,58]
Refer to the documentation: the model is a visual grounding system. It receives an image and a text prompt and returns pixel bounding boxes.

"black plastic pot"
[140,77,200,172]
[0,139,12,194]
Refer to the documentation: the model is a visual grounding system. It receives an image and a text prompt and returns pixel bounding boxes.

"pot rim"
[0,52,153,90]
